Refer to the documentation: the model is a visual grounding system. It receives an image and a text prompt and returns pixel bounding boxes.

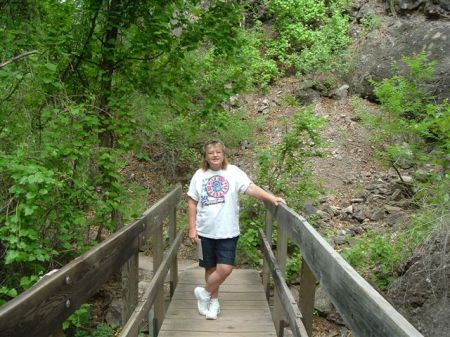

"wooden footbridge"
[0,185,423,337]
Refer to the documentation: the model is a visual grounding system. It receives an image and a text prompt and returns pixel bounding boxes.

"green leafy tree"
[0,0,253,304]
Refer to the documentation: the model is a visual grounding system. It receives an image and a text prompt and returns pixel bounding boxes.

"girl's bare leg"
[204,264,233,298]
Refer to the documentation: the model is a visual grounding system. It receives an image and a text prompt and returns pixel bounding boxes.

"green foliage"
[368,53,449,193]
[342,209,443,291]
[0,0,352,305]
[239,24,281,89]
[360,15,382,31]
[0,102,117,299]
[256,106,324,209]
[281,94,299,107]
[237,223,262,267]
[0,0,255,304]
[263,0,351,74]
[342,232,403,290]
[128,23,261,175]
[355,54,449,198]
[63,304,91,331]
[91,324,116,337]
[238,106,324,269]
[348,52,450,290]
[0,287,18,306]
[72,323,116,337]
[286,251,301,283]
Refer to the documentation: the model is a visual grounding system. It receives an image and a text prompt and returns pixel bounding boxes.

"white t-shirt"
[187,164,252,239]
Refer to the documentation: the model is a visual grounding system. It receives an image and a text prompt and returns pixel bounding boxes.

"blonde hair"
[201,140,229,170]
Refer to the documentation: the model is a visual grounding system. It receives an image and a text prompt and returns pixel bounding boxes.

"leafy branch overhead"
[0,0,251,306]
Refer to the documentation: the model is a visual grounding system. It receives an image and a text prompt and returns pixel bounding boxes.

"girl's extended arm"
[245,183,286,206]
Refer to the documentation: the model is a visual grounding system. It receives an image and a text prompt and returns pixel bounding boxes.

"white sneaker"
[206,298,220,320]
[194,287,210,316]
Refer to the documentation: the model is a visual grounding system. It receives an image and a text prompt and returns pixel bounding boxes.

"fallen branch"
[0,50,38,69]
[391,161,414,197]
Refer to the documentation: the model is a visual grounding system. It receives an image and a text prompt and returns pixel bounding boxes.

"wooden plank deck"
[158,268,277,337]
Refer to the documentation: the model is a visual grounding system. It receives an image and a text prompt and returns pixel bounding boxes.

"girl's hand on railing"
[272,196,286,206]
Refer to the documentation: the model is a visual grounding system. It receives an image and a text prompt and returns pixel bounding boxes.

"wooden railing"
[260,202,424,337]
[0,184,425,337]
[0,184,183,337]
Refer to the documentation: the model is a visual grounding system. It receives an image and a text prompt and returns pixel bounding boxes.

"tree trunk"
[94,0,122,242]
[98,0,120,149]
[95,0,138,325]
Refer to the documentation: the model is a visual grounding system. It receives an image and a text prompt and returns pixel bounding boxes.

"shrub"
[238,106,324,271]
[256,106,325,209]
[348,52,450,290]
[342,232,402,290]
[263,0,351,74]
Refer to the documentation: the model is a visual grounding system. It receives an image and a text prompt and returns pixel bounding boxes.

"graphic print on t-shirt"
[201,175,229,206]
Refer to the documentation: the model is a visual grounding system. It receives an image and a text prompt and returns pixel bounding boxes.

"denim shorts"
[198,236,239,269]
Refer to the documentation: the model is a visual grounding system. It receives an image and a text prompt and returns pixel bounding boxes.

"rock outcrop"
[387,230,450,337]
[346,1,450,103]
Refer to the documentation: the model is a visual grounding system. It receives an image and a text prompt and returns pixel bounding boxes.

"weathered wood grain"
[153,224,165,336]
[262,208,274,300]
[172,289,266,301]
[177,269,258,285]
[139,185,181,247]
[168,208,178,298]
[165,308,272,320]
[174,283,262,293]
[121,243,139,324]
[265,202,423,337]
[260,229,309,337]
[0,184,183,337]
[0,217,143,337]
[298,257,316,337]
[119,230,184,337]
[157,333,276,337]
[158,268,277,337]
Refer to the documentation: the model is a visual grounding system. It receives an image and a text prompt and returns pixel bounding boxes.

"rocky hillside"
[234,1,450,335]
[345,3,449,336]
[347,0,450,103]
[233,75,422,336]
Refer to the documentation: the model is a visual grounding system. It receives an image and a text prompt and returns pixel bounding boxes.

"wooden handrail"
[119,229,184,337]
[0,184,182,337]
[0,182,424,337]
[262,201,424,337]
[260,229,308,337]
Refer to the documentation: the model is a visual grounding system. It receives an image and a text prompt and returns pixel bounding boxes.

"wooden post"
[121,237,139,324]
[147,308,154,337]
[262,208,273,300]
[274,224,288,337]
[168,208,178,298]
[298,257,316,337]
[116,211,138,325]
[139,215,151,252]
[153,221,164,336]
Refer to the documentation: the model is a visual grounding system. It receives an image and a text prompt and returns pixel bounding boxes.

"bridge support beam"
[153,225,165,336]
[262,209,273,300]
[169,208,178,298]
[273,225,288,337]
[298,258,315,337]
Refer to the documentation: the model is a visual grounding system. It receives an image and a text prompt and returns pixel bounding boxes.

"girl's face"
[205,144,224,171]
